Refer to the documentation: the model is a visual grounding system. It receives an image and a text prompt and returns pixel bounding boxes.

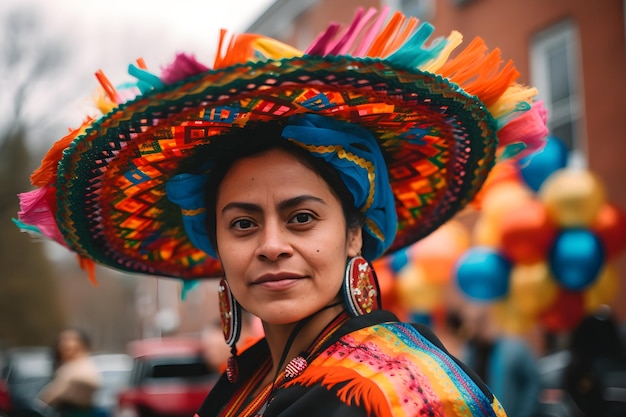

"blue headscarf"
[166,114,397,261]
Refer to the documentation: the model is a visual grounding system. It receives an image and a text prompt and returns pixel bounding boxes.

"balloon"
[519,135,568,192]
[473,182,534,247]
[411,220,470,284]
[584,265,618,312]
[492,299,536,335]
[481,181,534,224]
[371,259,407,321]
[455,247,511,302]
[390,247,410,273]
[540,289,585,332]
[472,216,501,247]
[591,203,626,259]
[396,263,444,312]
[540,168,606,227]
[549,229,605,291]
[471,160,523,210]
[508,262,559,317]
[499,199,558,264]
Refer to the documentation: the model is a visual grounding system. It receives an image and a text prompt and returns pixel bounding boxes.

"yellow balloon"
[509,262,559,317]
[584,264,619,312]
[491,299,535,335]
[472,216,501,247]
[395,264,443,312]
[540,168,606,227]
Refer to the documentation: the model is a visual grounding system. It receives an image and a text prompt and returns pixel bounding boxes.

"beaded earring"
[342,256,382,317]
[218,278,242,383]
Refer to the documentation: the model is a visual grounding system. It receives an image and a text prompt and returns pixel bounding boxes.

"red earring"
[218,278,242,383]
[343,256,382,317]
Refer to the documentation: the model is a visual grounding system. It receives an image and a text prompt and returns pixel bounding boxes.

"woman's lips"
[252,273,304,290]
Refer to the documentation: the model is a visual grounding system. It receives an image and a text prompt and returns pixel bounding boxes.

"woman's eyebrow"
[221,201,262,216]
[221,195,327,216]
[278,195,326,211]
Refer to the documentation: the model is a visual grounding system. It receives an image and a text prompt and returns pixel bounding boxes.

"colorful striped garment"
[197,310,507,417]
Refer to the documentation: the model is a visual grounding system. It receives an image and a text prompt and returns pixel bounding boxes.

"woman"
[16,6,548,416]
[38,328,101,417]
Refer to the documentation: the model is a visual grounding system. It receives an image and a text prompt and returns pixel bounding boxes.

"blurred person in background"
[37,328,101,417]
[461,306,542,417]
[564,305,626,417]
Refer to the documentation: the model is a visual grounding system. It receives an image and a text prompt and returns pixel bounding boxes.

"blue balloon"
[520,135,568,192]
[549,229,605,291]
[390,247,410,273]
[455,247,512,301]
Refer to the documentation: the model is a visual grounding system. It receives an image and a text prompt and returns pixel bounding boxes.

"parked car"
[535,349,626,417]
[0,347,53,417]
[116,337,218,417]
[92,353,133,417]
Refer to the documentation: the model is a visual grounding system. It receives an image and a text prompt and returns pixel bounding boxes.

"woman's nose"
[256,221,292,261]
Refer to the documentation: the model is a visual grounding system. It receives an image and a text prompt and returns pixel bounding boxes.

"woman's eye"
[232,219,254,230]
[291,213,313,224]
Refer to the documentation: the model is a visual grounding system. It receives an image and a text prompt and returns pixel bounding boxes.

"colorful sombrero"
[15,7,547,281]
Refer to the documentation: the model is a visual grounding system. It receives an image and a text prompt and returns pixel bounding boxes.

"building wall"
[248,0,626,321]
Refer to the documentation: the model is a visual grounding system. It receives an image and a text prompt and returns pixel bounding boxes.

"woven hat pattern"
[15,8,548,281]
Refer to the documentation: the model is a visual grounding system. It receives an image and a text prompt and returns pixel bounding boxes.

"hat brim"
[56,55,495,279]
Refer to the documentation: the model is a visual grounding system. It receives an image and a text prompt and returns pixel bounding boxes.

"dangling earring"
[343,256,382,317]
[218,278,242,383]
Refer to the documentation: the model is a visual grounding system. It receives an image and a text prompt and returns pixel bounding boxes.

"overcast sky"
[1,0,275,151]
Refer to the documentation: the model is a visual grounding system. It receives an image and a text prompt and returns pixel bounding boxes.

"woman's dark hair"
[203,122,365,253]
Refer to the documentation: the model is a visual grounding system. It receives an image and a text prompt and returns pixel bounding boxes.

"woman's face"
[57,329,85,362]
[215,149,362,325]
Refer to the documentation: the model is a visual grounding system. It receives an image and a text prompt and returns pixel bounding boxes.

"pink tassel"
[497,100,549,159]
[328,7,377,55]
[160,53,210,85]
[353,6,390,57]
[17,187,67,246]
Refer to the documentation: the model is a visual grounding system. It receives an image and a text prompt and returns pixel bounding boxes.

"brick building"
[248,0,626,322]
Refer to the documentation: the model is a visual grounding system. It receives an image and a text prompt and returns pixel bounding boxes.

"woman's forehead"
[217,149,336,207]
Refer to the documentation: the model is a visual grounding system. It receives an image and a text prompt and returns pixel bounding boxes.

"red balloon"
[539,289,585,332]
[500,199,558,264]
[591,203,626,259]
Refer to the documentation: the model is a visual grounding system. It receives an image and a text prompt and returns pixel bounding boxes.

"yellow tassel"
[421,31,463,73]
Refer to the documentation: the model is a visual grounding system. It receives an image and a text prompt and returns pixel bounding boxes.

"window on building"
[530,20,584,160]
[385,0,435,21]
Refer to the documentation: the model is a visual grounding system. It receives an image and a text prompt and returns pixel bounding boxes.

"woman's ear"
[347,226,363,258]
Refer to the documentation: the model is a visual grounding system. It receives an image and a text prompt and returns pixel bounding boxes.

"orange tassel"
[78,256,98,286]
[30,118,94,187]
[135,57,148,70]
[384,17,419,56]
[95,70,119,103]
[438,37,520,107]
[366,12,405,58]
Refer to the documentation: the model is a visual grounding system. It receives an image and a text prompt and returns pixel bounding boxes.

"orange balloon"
[509,262,559,317]
[591,203,626,259]
[481,181,535,224]
[395,264,444,313]
[584,265,619,312]
[472,160,524,210]
[372,259,408,321]
[500,199,558,264]
[540,168,606,227]
[411,220,470,284]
